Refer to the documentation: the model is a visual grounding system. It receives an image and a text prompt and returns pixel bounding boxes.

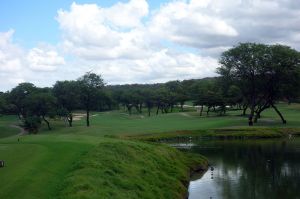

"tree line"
[0,43,299,132]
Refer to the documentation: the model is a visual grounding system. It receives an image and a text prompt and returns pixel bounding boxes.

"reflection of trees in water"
[193,139,300,199]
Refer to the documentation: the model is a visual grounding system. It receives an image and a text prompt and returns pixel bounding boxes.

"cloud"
[27,47,65,71]
[86,49,218,84]
[148,0,238,48]
[0,30,66,91]
[0,30,27,90]
[2,0,300,91]
[0,30,23,73]
[56,1,150,60]
[104,0,148,28]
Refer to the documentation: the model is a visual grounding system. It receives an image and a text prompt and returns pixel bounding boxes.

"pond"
[171,137,300,199]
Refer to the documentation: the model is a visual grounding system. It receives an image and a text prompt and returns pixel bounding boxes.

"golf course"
[0,103,299,199]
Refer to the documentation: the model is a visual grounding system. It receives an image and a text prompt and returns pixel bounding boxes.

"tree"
[9,83,37,119]
[78,72,105,127]
[218,43,300,125]
[53,81,79,127]
[143,88,155,116]
[0,92,12,115]
[165,80,188,112]
[24,91,56,130]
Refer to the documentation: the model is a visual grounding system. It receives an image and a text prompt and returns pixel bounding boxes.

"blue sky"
[1,0,300,91]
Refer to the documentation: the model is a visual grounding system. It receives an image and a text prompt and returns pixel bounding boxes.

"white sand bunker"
[73,113,86,121]
[179,112,192,117]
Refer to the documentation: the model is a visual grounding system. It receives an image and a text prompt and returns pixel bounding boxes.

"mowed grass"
[0,115,20,138]
[36,103,300,137]
[0,103,299,198]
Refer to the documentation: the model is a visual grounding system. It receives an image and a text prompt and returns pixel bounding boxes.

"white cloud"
[0,30,66,90]
[87,49,218,84]
[104,0,148,28]
[2,0,300,91]
[27,47,65,71]
[148,0,238,48]
[0,30,23,72]
[56,1,150,60]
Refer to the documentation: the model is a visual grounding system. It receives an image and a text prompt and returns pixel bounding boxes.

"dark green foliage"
[8,83,56,132]
[53,80,80,127]
[78,72,105,126]
[23,115,42,133]
[218,43,300,125]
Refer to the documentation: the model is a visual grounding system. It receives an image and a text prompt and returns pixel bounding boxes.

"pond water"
[171,137,300,199]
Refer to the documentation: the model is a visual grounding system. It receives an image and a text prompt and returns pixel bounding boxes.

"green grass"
[57,140,207,199]
[0,115,20,138]
[0,103,299,198]
[0,140,93,199]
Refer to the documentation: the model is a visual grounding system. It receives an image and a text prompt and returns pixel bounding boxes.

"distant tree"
[78,72,105,127]
[154,87,169,115]
[218,43,300,125]
[165,80,188,112]
[0,93,6,115]
[24,91,56,130]
[0,92,12,115]
[9,83,37,119]
[143,89,155,116]
[53,81,79,127]
[194,90,225,116]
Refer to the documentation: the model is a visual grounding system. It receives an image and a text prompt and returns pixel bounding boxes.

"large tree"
[78,72,105,127]
[53,81,79,127]
[9,83,37,119]
[24,91,56,130]
[218,43,300,125]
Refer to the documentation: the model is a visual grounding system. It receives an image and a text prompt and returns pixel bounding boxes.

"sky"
[1,0,300,91]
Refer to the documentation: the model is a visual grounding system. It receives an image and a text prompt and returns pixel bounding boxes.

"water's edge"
[184,160,209,199]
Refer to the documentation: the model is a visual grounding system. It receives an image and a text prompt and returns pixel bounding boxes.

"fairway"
[0,103,299,198]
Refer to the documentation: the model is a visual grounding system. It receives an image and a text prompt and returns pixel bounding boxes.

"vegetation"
[58,140,207,199]
[218,43,300,125]
[0,102,299,198]
[0,42,299,198]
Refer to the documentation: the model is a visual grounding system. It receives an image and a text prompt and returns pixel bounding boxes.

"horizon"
[1,0,300,91]
[0,73,219,92]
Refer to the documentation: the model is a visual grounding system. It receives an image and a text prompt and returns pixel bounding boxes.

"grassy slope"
[58,140,207,199]
[0,103,299,198]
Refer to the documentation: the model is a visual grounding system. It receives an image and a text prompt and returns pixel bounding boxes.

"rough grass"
[57,140,207,199]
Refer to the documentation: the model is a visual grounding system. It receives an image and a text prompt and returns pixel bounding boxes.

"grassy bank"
[127,127,300,141]
[57,139,207,199]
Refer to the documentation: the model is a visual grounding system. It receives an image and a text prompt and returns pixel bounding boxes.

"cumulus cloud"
[148,0,300,51]
[56,1,150,60]
[27,47,65,71]
[1,0,300,91]
[0,30,27,90]
[0,30,66,90]
[0,30,23,73]
[87,49,218,84]
[148,0,238,48]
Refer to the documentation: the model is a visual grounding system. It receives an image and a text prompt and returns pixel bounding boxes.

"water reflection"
[178,138,300,199]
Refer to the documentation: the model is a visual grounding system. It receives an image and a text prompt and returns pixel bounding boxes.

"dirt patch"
[10,124,28,136]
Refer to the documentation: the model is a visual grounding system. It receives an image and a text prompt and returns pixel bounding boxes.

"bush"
[23,116,42,133]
